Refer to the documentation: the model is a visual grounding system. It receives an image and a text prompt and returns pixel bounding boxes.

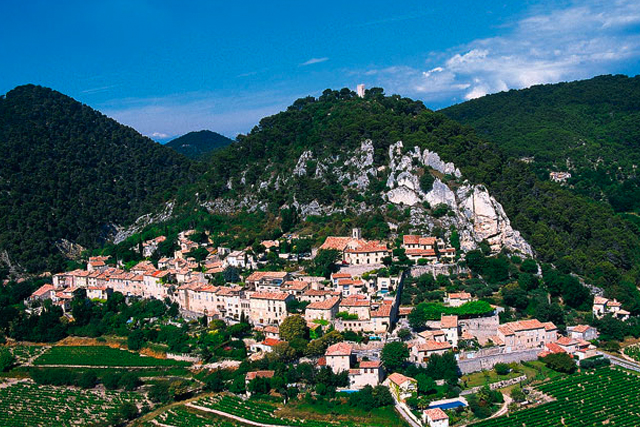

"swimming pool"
[428,400,467,410]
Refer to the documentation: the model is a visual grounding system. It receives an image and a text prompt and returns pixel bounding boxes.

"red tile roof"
[424,408,448,421]
[403,235,436,246]
[307,296,341,310]
[251,292,291,301]
[246,370,275,380]
[359,360,382,368]
[417,340,452,352]
[387,372,415,387]
[325,342,353,356]
[440,315,458,329]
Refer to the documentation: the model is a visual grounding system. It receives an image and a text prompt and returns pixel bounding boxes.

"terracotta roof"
[359,360,382,368]
[371,304,392,318]
[424,408,448,421]
[332,273,352,279]
[556,336,577,346]
[448,292,472,299]
[418,330,445,339]
[262,338,283,347]
[417,340,452,352]
[398,307,413,316]
[246,370,275,380]
[571,325,592,333]
[608,300,622,307]
[545,342,567,354]
[263,325,279,334]
[403,235,436,246]
[340,297,370,307]
[281,281,309,291]
[593,296,608,305]
[307,296,341,310]
[31,284,55,297]
[387,372,415,387]
[302,289,340,297]
[250,292,291,301]
[344,241,389,254]
[246,271,288,282]
[325,342,353,356]
[320,237,353,251]
[542,322,558,331]
[499,319,545,335]
[440,315,458,329]
[404,248,437,257]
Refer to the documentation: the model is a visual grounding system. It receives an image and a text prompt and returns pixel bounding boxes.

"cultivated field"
[472,367,640,426]
[33,345,189,367]
[140,406,240,427]
[623,345,640,362]
[193,394,403,427]
[0,380,144,427]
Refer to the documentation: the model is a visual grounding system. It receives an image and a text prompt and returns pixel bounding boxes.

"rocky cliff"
[205,138,532,256]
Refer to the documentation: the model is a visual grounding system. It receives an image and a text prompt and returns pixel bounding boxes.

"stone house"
[305,296,341,322]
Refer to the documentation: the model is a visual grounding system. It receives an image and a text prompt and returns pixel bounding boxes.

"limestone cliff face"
[204,139,532,256]
[384,141,532,256]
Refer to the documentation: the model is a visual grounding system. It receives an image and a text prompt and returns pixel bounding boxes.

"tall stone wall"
[457,348,540,374]
[460,314,500,342]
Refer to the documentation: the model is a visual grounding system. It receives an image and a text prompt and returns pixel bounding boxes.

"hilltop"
[442,74,640,214]
[0,85,197,272]
[165,130,234,159]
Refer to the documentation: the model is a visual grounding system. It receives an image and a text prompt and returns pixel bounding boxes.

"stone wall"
[461,375,528,395]
[460,314,500,342]
[457,348,540,374]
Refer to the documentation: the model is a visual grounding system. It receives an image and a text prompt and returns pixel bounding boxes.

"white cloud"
[300,57,329,66]
[365,0,640,104]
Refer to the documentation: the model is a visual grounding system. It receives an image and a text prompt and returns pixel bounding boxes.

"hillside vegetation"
[442,74,640,213]
[197,88,640,311]
[0,85,197,272]
[165,130,234,159]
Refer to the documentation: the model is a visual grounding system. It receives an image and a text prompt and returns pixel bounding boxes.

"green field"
[0,380,144,427]
[8,345,47,364]
[471,367,640,426]
[194,394,405,427]
[33,346,189,367]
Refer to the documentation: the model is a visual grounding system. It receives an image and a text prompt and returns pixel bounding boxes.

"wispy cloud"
[300,57,329,66]
[362,0,640,105]
[81,84,120,95]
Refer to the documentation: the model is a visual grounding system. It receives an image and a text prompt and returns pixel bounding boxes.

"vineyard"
[194,394,399,427]
[0,380,144,426]
[623,345,640,362]
[9,345,47,364]
[141,406,241,427]
[33,346,189,367]
[472,367,640,426]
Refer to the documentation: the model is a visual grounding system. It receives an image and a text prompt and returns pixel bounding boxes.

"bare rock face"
[383,140,532,256]
[457,186,533,256]
[344,139,377,190]
[293,150,314,176]
[425,179,457,210]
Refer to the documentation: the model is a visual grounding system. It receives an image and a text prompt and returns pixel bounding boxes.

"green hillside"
[0,85,197,272]
[166,130,234,159]
[442,74,640,213]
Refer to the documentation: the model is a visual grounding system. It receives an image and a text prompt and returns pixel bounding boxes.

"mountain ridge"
[165,130,234,159]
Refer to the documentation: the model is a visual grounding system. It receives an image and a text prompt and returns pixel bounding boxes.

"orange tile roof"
[246,370,275,380]
[387,372,415,387]
[593,296,608,305]
[320,237,353,251]
[262,338,283,347]
[403,235,436,246]
[440,315,458,329]
[424,408,448,421]
[404,248,436,256]
[250,292,291,301]
[417,340,452,352]
[371,304,392,318]
[307,296,341,310]
[571,325,591,333]
[31,284,55,297]
[326,342,353,356]
[359,360,381,368]
[448,292,472,299]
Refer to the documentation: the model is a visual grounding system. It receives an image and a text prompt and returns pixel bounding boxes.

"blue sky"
[2,1,640,141]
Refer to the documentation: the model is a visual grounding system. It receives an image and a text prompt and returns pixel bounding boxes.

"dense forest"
[0,85,198,272]
[442,74,640,214]
[165,130,234,159]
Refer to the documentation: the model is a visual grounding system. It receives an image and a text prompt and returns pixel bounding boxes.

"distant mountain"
[166,130,234,159]
[0,84,196,272]
[441,74,640,214]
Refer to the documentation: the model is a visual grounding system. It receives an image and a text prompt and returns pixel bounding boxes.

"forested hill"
[165,130,234,159]
[198,88,640,311]
[441,74,640,214]
[0,85,196,273]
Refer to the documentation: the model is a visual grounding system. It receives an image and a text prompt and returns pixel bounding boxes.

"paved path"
[393,401,421,427]
[488,393,512,419]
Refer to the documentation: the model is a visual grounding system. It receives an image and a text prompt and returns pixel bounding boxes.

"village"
[26,227,632,427]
